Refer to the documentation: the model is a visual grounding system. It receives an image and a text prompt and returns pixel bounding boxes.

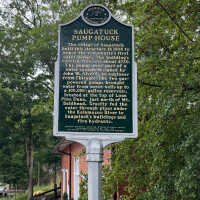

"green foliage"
[14,193,28,200]
[63,192,68,200]
[78,169,116,200]
[78,173,88,200]
[2,192,28,200]
[104,0,200,200]
[0,87,28,185]
[0,0,62,190]
[0,0,199,200]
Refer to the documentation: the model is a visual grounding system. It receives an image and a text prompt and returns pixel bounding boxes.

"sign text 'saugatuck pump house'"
[53,4,137,140]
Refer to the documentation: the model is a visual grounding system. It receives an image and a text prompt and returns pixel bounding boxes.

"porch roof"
[53,138,74,154]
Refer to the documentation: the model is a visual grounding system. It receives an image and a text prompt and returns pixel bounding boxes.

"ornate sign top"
[82,5,110,26]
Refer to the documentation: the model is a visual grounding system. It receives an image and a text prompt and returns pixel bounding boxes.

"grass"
[0,193,27,200]
[33,184,53,193]
[0,184,55,200]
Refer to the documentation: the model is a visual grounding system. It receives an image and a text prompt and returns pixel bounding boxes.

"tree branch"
[138,79,163,88]
[34,0,42,27]
[154,0,194,42]
[14,0,34,28]
[183,84,200,93]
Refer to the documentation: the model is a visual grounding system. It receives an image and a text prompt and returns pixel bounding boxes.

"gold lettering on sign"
[72,29,120,41]
[61,37,131,128]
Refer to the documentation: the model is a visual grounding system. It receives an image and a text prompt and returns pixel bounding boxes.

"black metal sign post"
[53,4,137,200]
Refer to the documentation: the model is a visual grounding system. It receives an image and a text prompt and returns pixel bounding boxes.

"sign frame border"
[53,4,138,141]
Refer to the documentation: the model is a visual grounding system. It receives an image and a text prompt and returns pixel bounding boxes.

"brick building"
[54,139,112,200]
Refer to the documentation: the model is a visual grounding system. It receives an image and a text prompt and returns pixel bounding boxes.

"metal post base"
[86,139,103,200]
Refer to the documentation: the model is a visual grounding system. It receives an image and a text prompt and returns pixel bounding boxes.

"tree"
[0,0,58,198]
[105,0,200,199]
[1,0,199,199]
[0,0,106,199]
[0,86,28,186]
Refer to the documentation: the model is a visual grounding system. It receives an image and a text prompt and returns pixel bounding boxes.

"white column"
[74,158,80,200]
[66,169,69,200]
[62,169,66,194]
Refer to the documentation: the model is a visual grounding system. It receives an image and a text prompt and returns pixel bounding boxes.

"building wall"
[61,142,111,199]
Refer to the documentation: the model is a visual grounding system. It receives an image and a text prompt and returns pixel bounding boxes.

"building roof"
[53,138,74,154]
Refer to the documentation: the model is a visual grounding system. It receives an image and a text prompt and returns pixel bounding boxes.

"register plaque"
[53,4,137,141]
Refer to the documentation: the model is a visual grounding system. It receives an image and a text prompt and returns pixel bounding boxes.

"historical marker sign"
[54,5,137,140]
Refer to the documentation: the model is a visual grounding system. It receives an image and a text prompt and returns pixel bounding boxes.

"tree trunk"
[37,161,40,186]
[26,107,34,200]
[27,132,34,200]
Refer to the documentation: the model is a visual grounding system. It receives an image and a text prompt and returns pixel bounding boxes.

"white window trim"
[74,157,80,200]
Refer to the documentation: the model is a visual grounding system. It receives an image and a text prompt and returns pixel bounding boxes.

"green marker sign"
[54,5,137,138]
